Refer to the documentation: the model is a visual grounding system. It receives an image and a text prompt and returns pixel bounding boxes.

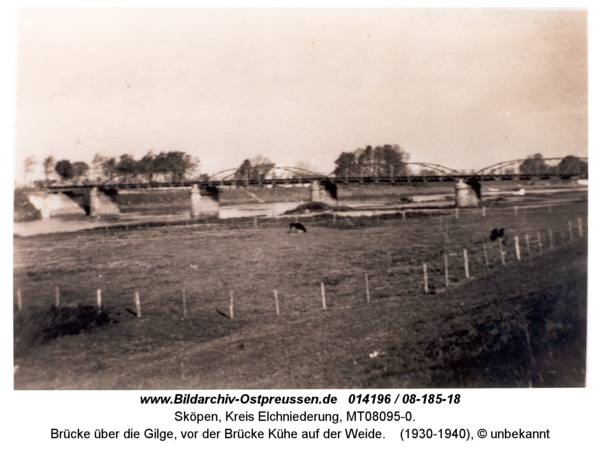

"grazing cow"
[490,228,505,242]
[289,222,307,233]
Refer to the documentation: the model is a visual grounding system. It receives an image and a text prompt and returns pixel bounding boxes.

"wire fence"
[14,201,588,322]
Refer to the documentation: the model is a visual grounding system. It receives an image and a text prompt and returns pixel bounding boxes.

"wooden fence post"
[321,282,327,309]
[515,236,521,261]
[537,230,543,253]
[525,234,531,256]
[135,291,141,318]
[17,289,22,311]
[182,288,187,317]
[365,274,371,303]
[274,290,280,316]
[229,291,234,319]
[548,229,554,250]
[444,254,449,287]
[254,216,258,228]
[463,249,469,278]
[568,222,574,241]
[483,243,489,270]
[55,286,60,308]
[387,251,394,267]
[578,217,583,237]
[97,289,102,310]
[499,240,506,265]
[423,263,429,293]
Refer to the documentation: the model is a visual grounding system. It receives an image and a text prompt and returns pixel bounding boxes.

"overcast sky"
[14,8,587,181]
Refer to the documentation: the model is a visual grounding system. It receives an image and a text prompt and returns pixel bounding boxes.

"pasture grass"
[13,199,587,388]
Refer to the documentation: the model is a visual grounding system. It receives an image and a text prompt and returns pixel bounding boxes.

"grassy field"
[13,198,587,389]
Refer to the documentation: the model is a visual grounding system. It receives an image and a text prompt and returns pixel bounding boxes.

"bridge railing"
[44,171,588,191]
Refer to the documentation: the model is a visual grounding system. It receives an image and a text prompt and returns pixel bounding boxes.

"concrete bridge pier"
[88,187,121,218]
[310,180,337,205]
[455,180,481,208]
[89,187,100,218]
[310,180,321,202]
[190,184,220,219]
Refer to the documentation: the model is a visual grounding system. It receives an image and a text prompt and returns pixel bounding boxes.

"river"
[13,186,586,237]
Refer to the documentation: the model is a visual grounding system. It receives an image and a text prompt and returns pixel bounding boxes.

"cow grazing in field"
[490,228,505,242]
[289,222,307,233]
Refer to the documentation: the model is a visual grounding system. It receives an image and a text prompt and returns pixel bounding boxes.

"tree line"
[333,144,409,178]
[518,153,588,175]
[27,151,199,186]
[22,147,586,187]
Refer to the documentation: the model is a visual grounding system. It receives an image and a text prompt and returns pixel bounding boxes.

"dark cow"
[288,222,307,233]
[490,228,505,242]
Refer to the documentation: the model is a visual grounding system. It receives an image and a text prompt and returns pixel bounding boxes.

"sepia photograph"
[12,8,587,390]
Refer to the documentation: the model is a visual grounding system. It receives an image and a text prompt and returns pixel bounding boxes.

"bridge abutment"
[27,192,87,219]
[26,188,120,219]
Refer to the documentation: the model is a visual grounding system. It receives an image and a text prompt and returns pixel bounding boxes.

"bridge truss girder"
[477,157,588,178]
[44,157,588,192]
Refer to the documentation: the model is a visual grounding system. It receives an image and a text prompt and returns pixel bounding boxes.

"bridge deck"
[46,172,587,191]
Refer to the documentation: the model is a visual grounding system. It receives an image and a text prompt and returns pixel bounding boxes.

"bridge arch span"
[476,157,588,178]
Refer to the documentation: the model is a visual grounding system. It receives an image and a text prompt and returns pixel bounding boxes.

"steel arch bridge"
[206,163,463,185]
[45,157,587,191]
[207,166,324,182]
[476,157,588,178]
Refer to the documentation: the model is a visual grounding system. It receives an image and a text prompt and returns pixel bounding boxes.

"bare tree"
[24,156,38,187]
[43,156,55,183]
[334,144,409,178]
[91,154,108,181]
[100,158,117,181]
[235,155,275,185]
[295,160,321,175]
[71,162,90,184]
[249,155,276,185]
[519,154,550,175]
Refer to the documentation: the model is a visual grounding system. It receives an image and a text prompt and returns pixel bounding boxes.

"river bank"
[13,182,587,237]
